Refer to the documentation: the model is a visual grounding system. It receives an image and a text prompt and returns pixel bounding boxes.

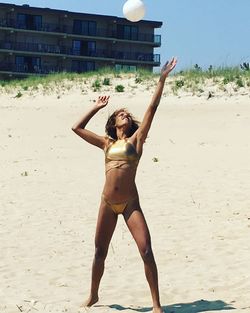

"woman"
[72,57,177,313]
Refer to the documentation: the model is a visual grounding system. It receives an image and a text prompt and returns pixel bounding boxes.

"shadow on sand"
[105,299,235,312]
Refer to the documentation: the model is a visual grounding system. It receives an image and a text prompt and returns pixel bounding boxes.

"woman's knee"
[94,246,108,261]
[140,245,155,263]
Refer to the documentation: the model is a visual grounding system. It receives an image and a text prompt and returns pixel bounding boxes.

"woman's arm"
[135,58,177,143]
[71,96,109,149]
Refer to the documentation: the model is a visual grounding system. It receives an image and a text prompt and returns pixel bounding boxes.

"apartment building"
[0,2,162,77]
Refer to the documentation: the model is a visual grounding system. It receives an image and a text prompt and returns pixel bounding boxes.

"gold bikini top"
[105,139,139,173]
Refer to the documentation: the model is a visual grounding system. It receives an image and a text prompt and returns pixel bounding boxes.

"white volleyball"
[123,0,146,22]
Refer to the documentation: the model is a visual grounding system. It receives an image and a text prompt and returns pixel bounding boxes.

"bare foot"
[153,307,164,313]
[80,295,99,307]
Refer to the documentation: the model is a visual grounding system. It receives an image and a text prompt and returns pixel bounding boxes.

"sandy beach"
[1,77,250,313]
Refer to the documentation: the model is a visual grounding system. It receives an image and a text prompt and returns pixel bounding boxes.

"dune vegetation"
[0,64,249,98]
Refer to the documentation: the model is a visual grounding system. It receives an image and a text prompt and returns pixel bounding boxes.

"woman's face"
[115,110,132,128]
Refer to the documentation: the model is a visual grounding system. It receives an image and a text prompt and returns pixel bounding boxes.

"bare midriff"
[103,163,138,203]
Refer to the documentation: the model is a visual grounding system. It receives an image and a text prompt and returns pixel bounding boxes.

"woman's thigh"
[123,199,151,251]
[94,199,118,250]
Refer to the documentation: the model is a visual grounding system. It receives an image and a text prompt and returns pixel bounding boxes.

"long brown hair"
[105,108,140,140]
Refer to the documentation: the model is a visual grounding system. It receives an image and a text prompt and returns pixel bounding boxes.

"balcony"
[111,51,160,63]
[0,40,160,64]
[0,62,60,75]
[0,18,161,46]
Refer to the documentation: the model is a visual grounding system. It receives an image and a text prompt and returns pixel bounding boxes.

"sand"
[0,79,250,313]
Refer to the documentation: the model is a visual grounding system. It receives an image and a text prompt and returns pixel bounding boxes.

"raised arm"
[71,96,109,149]
[135,57,177,143]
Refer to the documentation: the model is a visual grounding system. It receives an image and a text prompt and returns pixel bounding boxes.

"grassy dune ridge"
[0,66,249,98]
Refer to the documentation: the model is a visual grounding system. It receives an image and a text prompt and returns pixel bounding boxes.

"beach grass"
[0,66,249,95]
[170,66,250,94]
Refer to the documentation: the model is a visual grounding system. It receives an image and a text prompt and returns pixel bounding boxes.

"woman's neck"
[117,135,127,140]
[116,129,128,140]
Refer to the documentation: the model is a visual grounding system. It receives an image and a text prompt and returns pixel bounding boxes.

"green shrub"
[115,84,125,92]
[223,76,234,85]
[14,91,23,98]
[175,79,185,88]
[0,81,8,87]
[92,79,101,91]
[236,77,244,88]
[135,76,143,84]
[102,77,110,86]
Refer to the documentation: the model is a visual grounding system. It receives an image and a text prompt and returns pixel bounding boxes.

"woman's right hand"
[161,57,177,78]
[95,95,110,110]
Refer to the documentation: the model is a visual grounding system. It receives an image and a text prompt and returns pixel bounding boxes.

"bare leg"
[123,202,163,313]
[82,199,118,307]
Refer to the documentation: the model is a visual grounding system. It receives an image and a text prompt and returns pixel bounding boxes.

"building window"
[72,40,81,55]
[124,26,131,40]
[73,20,97,36]
[17,14,26,29]
[117,25,138,40]
[115,64,136,72]
[15,56,41,73]
[87,41,96,55]
[88,21,96,36]
[33,15,42,30]
[17,13,42,31]
[72,60,95,73]
[131,26,138,40]
[72,40,96,56]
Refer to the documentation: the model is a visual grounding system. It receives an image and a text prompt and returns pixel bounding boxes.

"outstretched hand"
[95,95,110,109]
[161,57,177,78]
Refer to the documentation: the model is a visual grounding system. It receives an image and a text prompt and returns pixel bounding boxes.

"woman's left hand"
[161,57,178,78]
[95,95,110,110]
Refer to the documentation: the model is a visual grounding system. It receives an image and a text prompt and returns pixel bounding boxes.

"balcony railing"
[0,40,160,63]
[0,18,161,45]
[0,62,61,74]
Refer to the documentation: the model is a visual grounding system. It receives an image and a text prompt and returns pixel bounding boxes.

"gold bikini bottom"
[102,194,137,214]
